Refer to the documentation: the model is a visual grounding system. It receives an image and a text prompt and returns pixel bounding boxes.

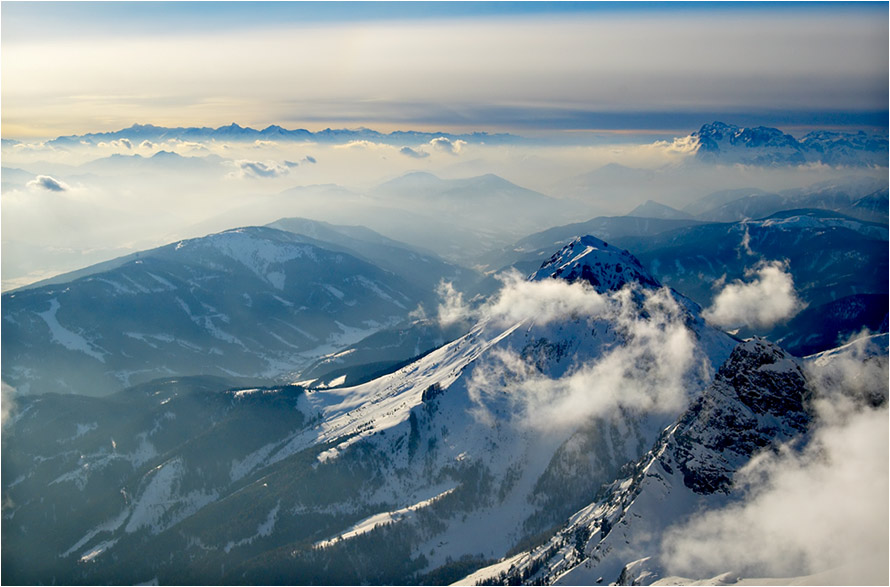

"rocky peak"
[530,235,660,293]
[673,338,810,494]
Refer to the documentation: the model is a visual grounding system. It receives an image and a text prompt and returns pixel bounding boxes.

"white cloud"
[464,276,707,430]
[703,260,804,329]
[97,138,132,150]
[334,140,387,150]
[26,174,69,192]
[399,146,429,159]
[485,270,608,327]
[1,381,16,432]
[661,335,889,583]
[437,270,609,329]
[429,136,466,155]
[436,280,473,326]
[228,159,292,179]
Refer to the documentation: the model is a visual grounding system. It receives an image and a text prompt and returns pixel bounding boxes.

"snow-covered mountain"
[2,236,737,585]
[691,122,888,167]
[2,226,431,396]
[460,334,888,586]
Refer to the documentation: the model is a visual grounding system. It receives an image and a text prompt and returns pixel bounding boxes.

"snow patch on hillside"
[37,299,106,361]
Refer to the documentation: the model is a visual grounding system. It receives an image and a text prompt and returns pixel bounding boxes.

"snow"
[224,501,281,553]
[37,299,106,362]
[125,458,218,535]
[323,284,345,300]
[314,486,456,548]
[78,539,118,563]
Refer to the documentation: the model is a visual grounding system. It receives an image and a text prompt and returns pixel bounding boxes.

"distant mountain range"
[692,121,888,167]
[45,123,520,147]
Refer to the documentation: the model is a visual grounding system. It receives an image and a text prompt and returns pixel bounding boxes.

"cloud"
[303,155,317,164]
[140,140,155,149]
[703,260,803,329]
[399,146,430,159]
[334,140,387,150]
[228,159,292,179]
[461,274,708,430]
[436,280,473,326]
[1,381,17,432]
[284,160,299,168]
[98,138,132,149]
[437,270,610,329]
[26,175,69,192]
[661,335,889,583]
[429,136,466,155]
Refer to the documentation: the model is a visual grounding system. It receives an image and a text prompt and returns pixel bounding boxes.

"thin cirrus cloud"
[1,5,886,137]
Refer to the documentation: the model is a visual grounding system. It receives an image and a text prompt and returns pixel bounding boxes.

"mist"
[3,129,881,291]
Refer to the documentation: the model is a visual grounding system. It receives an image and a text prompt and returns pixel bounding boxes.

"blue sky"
[2,2,887,138]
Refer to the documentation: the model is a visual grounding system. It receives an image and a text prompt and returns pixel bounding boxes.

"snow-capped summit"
[530,235,660,293]
[694,121,806,166]
[689,121,888,167]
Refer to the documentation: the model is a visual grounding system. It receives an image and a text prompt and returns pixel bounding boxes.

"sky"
[2,1,887,139]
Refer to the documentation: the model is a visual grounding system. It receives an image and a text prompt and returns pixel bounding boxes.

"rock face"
[672,338,810,495]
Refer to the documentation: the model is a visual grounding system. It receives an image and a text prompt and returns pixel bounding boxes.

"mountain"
[46,123,519,148]
[1,236,737,585]
[477,215,703,274]
[2,226,430,396]
[79,151,225,175]
[460,334,888,585]
[364,172,591,261]
[626,200,693,220]
[691,121,888,167]
[615,210,888,310]
[266,216,477,294]
[683,177,889,223]
[529,235,660,291]
[771,293,889,356]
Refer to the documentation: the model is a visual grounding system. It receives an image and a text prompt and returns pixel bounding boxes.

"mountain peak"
[530,235,660,293]
[627,199,693,220]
